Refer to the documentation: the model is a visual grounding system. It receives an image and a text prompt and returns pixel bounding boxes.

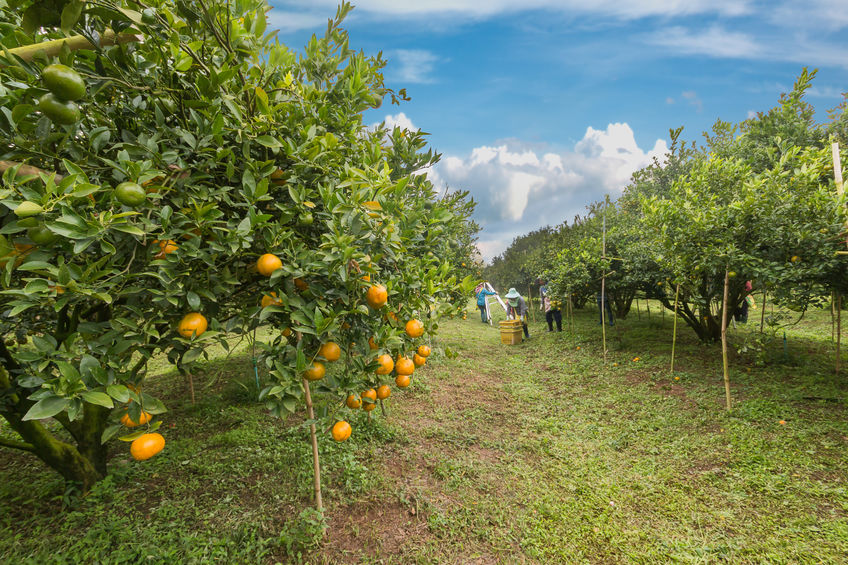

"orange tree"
[0,0,475,492]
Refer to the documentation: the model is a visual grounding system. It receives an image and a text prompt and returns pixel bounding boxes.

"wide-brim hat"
[505,288,520,299]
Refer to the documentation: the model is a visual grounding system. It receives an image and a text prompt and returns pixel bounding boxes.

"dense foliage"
[0,0,477,491]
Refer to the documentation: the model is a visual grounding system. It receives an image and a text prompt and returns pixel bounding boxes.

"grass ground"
[1,299,847,564]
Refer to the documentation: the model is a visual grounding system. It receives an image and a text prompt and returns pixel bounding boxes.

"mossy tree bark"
[0,364,105,491]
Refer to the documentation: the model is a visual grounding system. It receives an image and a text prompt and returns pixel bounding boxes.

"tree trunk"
[0,366,105,491]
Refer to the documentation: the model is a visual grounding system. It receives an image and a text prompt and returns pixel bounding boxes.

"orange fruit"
[257,253,282,276]
[405,319,424,338]
[261,292,282,308]
[778,420,786,425]
[395,374,410,388]
[413,353,426,367]
[346,394,361,409]
[361,273,371,282]
[417,345,431,357]
[294,277,309,291]
[121,411,152,428]
[154,239,178,258]
[303,361,326,381]
[331,421,352,442]
[368,336,379,350]
[387,311,399,323]
[395,356,414,376]
[376,384,391,400]
[178,312,208,338]
[633,357,640,362]
[362,388,377,411]
[282,327,292,337]
[366,284,387,309]
[375,354,394,375]
[130,432,165,461]
[318,341,341,362]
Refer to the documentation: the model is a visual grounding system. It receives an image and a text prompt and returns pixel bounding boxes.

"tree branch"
[0,436,36,453]
[0,161,63,181]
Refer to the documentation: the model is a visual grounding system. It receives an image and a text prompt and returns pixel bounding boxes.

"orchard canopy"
[486,70,848,343]
[0,0,478,490]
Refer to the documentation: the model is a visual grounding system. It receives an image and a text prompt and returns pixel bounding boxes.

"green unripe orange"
[115,182,147,207]
[38,93,80,125]
[42,64,86,101]
[27,225,58,246]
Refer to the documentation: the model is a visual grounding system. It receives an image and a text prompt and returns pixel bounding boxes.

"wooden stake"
[671,283,680,374]
[721,269,732,411]
[760,288,767,333]
[833,142,844,195]
[528,285,535,324]
[187,372,195,405]
[837,293,842,375]
[635,298,641,320]
[302,379,323,512]
[601,202,608,363]
[832,291,836,342]
[2,30,141,62]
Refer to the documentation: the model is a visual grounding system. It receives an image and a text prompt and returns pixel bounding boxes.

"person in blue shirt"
[476,285,497,323]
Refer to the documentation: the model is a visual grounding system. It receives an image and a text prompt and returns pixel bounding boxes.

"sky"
[268,1,848,262]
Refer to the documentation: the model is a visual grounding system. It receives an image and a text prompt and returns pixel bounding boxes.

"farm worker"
[476,284,497,323]
[735,280,755,323]
[505,288,530,339]
[539,281,562,332]
[596,291,614,326]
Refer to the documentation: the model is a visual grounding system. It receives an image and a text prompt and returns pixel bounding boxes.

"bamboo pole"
[833,142,844,195]
[838,294,842,375]
[302,379,323,511]
[601,204,607,363]
[760,288,767,333]
[528,284,535,324]
[2,30,141,62]
[635,298,641,320]
[721,269,732,411]
[0,160,62,181]
[832,291,836,342]
[671,283,680,374]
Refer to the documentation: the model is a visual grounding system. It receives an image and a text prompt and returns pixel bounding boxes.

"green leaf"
[81,391,114,408]
[101,424,122,444]
[22,396,70,421]
[107,384,130,403]
[60,0,84,31]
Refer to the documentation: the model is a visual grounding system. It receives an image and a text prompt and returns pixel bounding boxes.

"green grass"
[2,300,847,563]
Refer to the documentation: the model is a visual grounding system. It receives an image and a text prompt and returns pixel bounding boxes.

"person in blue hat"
[505,288,530,339]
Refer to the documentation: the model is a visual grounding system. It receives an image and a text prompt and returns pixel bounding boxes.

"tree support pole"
[3,30,141,62]
[721,269,732,411]
[671,283,680,374]
[838,294,842,376]
[302,379,323,512]
[760,289,767,333]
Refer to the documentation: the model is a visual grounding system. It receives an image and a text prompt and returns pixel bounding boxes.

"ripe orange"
[362,388,377,411]
[257,253,282,276]
[417,345,431,357]
[178,312,208,338]
[294,277,309,291]
[387,311,399,323]
[282,327,292,337]
[413,353,426,367]
[154,239,178,259]
[130,432,165,461]
[346,394,362,409]
[318,341,341,362]
[368,336,379,350]
[405,319,424,338]
[395,374,410,388]
[366,284,387,309]
[121,411,152,427]
[261,292,282,308]
[303,361,326,381]
[778,420,786,425]
[633,357,640,362]
[395,356,414,376]
[331,421,352,442]
[376,384,391,400]
[375,354,394,375]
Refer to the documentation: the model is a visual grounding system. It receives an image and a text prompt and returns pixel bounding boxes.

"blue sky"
[268,1,848,261]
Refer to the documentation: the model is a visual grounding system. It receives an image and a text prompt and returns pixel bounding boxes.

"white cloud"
[808,85,847,99]
[431,123,668,261]
[378,111,418,132]
[272,1,753,21]
[646,26,762,59]
[390,49,440,84]
[266,9,327,33]
[681,90,703,112]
